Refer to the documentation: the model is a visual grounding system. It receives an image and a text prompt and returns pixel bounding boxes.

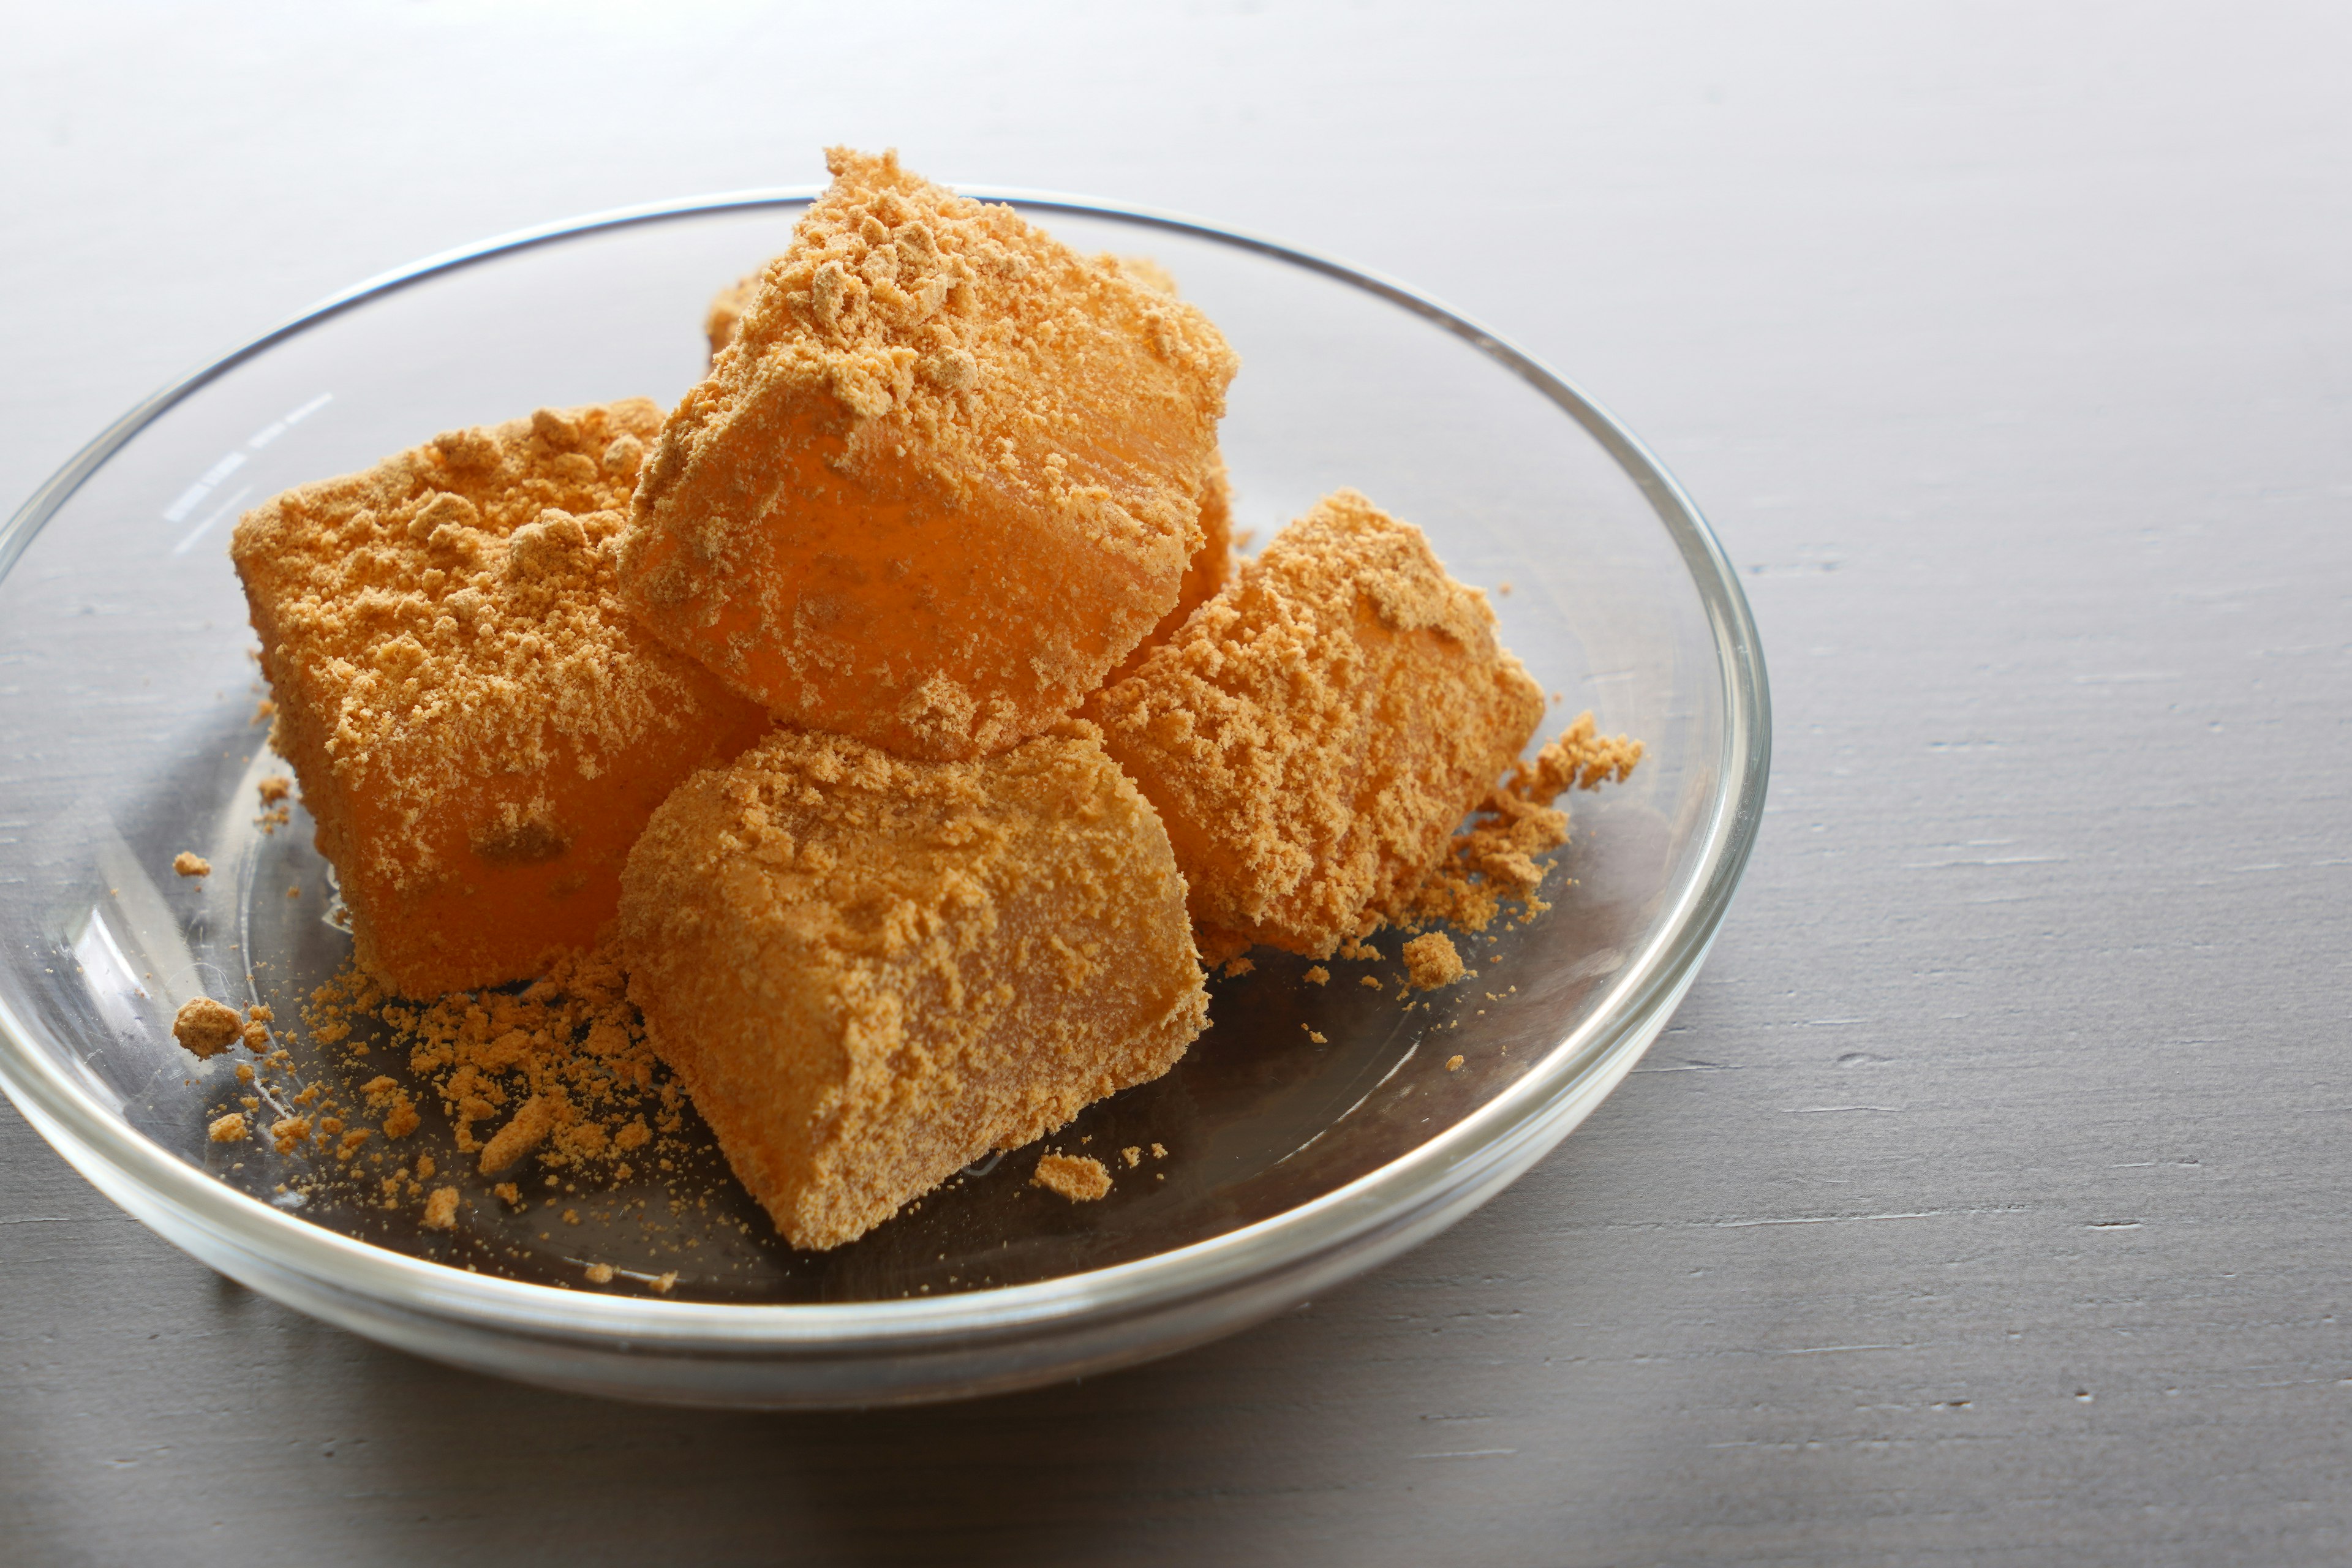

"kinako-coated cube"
[1106,454,1233,687]
[621,148,1238,762]
[704,273,758,360]
[1090,488,1547,960]
[704,253,1232,684]
[230,401,774,998]
[617,723,1208,1251]
[704,259,1191,361]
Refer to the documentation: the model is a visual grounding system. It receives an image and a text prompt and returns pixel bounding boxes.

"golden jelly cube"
[1091,489,1545,959]
[1106,455,1234,687]
[621,148,1237,761]
[231,401,774,997]
[617,723,1207,1250]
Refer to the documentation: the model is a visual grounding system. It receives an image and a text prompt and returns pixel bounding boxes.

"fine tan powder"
[1032,1152,1112,1201]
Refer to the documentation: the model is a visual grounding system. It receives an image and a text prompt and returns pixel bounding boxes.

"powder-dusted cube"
[232,401,774,997]
[704,272,758,360]
[617,723,1208,1251]
[621,148,1238,761]
[1091,488,1547,959]
[1105,456,1234,688]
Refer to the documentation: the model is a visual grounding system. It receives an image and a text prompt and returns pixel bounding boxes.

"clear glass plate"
[0,192,1768,1407]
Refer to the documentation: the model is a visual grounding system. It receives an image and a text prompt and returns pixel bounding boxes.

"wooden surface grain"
[4,3,2349,1562]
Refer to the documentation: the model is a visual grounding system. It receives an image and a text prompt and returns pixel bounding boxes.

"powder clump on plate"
[477,1091,561,1176]
[421,1187,460,1230]
[306,945,677,1180]
[1033,1152,1112,1201]
[207,1112,249,1144]
[173,997,244,1058]
[1402,932,1466,991]
[173,852,211,878]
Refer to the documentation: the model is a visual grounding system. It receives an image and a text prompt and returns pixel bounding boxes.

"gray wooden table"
[6,4,2347,1562]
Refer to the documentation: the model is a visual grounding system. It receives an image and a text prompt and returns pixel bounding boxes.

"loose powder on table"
[1032,1153,1112,1201]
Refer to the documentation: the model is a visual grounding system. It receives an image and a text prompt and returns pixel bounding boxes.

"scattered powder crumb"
[253,697,276,725]
[172,997,243,1059]
[306,947,668,1182]
[379,1088,421,1140]
[241,1020,270,1050]
[1221,955,1256,978]
[1032,1152,1111,1201]
[421,1187,459,1229]
[270,1115,311,1154]
[1446,1054,1465,1072]
[1305,965,1330,986]
[1403,932,1467,991]
[234,1062,254,1084]
[1150,1143,1167,1159]
[478,1092,560,1176]
[1360,974,1384,991]
[415,1153,436,1180]
[1497,581,1513,596]
[172,852,211,878]
[1121,1146,1144,1168]
[1303,1025,1329,1044]
[1335,929,1381,962]
[494,1182,522,1206]
[1397,712,1643,933]
[207,1112,249,1144]
[651,1272,677,1294]
[584,1262,615,1284]
[257,775,293,804]
[561,1208,581,1226]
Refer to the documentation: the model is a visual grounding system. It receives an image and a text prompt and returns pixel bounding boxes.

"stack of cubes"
[235,149,1551,1250]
